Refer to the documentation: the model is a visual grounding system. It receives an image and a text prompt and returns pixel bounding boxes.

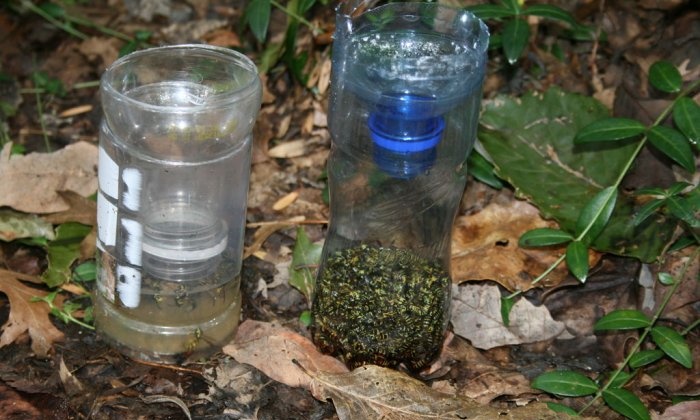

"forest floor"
[0,0,698,419]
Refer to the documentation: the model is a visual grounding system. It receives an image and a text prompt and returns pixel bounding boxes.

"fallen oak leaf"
[0,269,64,357]
[59,357,84,397]
[451,283,567,350]
[0,208,55,241]
[222,320,348,390]
[451,200,601,291]
[306,364,584,420]
[0,141,97,214]
[42,191,97,226]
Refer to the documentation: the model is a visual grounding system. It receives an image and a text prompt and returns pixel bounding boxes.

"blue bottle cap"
[368,94,445,178]
[369,114,444,153]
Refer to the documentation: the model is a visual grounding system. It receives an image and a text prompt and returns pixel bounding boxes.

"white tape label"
[121,218,143,266]
[116,265,141,308]
[97,192,117,247]
[98,146,120,199]
[122,167,142,211]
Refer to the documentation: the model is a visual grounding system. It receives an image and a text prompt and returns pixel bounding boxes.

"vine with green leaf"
[475,59,698,420]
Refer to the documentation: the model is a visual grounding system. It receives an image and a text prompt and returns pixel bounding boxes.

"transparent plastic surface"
[312,1,488,370]
[95,45,262,363]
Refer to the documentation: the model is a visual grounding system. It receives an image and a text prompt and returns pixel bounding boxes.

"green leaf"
[666,181,693,196]
[629,349,665,369]
[297,0,316,14]
[479,88,676,262]
[607,371,633,388]
[531,370,598,397]
[648,60,682,93]
[575,118,646,143]
[647,126,695,172]
[594,309,652,331]
[666,195,700,228]
[651,326,693,368]
[487,32,503,50]
[500,296,515,327]
[519,228,573,247]
[72,260,96,283]
[500,0,521,13]
[576,186,617,243]
[522,4,577,26]
[657,272,676,286]
[565,24,600,42]
[502,17,530,64]
[467,151,504,189]
[245,0,272,43]
[633,198,665,227]
[289,227,322,304]
[39,2,65,19]
[257,42,284,75]
[465,4,514,20]
[31,71,66,96]
[673,97,700,145]
[668,235,696,252]
[134,30,152,41]
[545,402,579,416]
[0,209,55,241]
[602,388,651,420]
[566,241,589,282]
[299,309,312,326]
[42,222,92,288]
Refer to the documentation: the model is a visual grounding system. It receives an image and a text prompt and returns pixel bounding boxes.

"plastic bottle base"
[94,292,241,364]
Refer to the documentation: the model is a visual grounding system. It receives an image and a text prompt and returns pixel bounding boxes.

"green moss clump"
[311,244,450,371]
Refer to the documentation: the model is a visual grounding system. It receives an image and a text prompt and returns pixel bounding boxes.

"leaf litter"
[0,0,698,418]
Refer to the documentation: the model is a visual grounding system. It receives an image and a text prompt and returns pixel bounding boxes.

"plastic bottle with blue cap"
[312,1,489,370]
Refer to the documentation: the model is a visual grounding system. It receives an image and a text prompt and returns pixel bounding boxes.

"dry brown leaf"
[0,142,97,214]
[0,269,64,357]
[452,200,582,291]
[222,320,349,389]
[652,400,700,420]
[268,139,307,159]
[272,191,300,211]
[202,28,241,48]
[451,283,567,350]
[78,37,119,68]
[42,191,97,226]
[243,216,306,259]
[308,364,581,420]
[58,104,93,118]
[59,357,84,396]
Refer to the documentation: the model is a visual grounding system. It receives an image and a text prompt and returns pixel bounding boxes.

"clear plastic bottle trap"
[95,45,262,362]
[311,1,489,370]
